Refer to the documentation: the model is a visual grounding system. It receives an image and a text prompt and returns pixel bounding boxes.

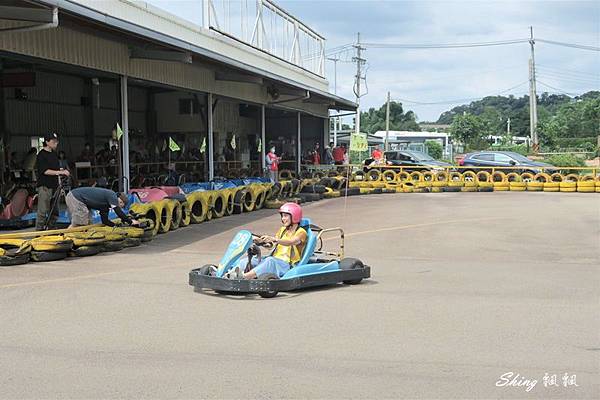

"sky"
[145,0,600,122]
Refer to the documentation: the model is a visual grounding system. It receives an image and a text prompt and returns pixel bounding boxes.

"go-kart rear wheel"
[198,264,216,276]
[258,273,279,298]
[340,257,364,285]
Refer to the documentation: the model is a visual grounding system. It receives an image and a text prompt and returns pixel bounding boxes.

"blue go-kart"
[188,218,371,298]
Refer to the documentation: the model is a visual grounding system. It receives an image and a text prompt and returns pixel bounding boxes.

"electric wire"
[536,80,586,97]
[536,39,600,52]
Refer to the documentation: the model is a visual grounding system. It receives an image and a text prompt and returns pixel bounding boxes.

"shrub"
[543,154,586,168]
[425,140,443,159]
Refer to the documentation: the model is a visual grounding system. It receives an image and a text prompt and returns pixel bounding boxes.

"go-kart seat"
[297,218,317,266]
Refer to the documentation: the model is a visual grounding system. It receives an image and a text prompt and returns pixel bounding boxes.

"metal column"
[261,105,266,172]
[297,112,301,173]
[208,92,214,181]
[120,75,130,192]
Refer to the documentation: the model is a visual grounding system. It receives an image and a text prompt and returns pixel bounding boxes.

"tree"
[425,140,443,159]
[449,114,491,150]
[360,101,420,134]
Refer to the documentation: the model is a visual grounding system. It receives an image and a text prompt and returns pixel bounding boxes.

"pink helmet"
[279,202,303,224]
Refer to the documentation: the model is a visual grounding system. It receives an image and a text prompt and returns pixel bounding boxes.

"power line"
[536,71,600,86]
[393,81,529,106]
[536,80,586,97]
[536,39,600,52]
[361,38,529,49]
[537,64,599,78]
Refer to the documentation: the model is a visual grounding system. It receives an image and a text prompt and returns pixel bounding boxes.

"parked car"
[364,150,453,172]
[460,151,557,174]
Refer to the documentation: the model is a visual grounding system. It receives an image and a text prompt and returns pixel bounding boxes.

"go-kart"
[188,218,370,298]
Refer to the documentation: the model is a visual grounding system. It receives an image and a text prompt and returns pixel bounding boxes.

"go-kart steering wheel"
[251,233,275,249]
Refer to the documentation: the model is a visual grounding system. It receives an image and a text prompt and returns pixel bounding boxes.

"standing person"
[265,146,280,182]
[333,143,345,165]
[324,142,335,165]
[342,143,349,165]
[35,133,70,230]
[310,142,321,165]
[66,187,139,228]
[371,145,383,163]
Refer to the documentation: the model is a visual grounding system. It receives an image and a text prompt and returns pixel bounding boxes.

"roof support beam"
[0,6,55,23]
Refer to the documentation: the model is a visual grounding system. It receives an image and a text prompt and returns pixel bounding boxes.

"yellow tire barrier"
[416,180,432,188]
[520,172,534,182]
[129,202,162,236]
[509,182,526,191]
[580,174,596,182]
[155,199,173,233]
[563,173,580,182]
[596,181,600,193]
[476,171,491,183]
[186,192,209,224]
[396,171,411,182]
[264,199,285,209]
[576,181,595,193]
[410,171,423,182]
[462,171,477,182]
[223,189,235,216]
[422,171,435,182]
[279,169,293,180]
[559,182,577,192]
[382,170,397,182]
[534,173,551,183]
[30,236,73,252]
[526,182,543,191]
[165,200,182,230]
[0,239,33,256]
[64,231,106,247]
[461,186,478,192]
[543,182,560,192]
[447,181,464,187]
[431,186,443,193]
[359,188,371,195]
[449,171,462,181]
[210,190,227,218]
[180,201,191,227]
[435,171,448,182]
[371,181,386,188]
[506,173,521,182]
[550,173,564,182]
[432,181,447,187]
[491,171,507,182]
[366,169,382,182]
[352,170,366,181]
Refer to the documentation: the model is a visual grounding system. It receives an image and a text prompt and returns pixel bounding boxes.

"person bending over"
[66,186,139,228]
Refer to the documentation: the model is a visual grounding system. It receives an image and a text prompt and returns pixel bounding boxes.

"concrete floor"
[0,192,598,399]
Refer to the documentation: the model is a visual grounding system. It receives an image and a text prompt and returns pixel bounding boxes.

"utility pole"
[507,117,511,136]
[327,56,339,95]
[352,32,366,135]
[528,26,539,152]
[385,91,390,151]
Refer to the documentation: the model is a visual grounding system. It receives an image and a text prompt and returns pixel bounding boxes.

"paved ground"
[0,192,598,399]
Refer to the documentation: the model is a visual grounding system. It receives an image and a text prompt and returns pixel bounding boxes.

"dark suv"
[364,150,452,172]
[460,151,556,174]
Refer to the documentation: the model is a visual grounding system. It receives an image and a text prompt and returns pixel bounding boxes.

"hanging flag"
[169,137,181,152]
[115,123,124,140]
[199,137,206,153]
[230,134,236,150]
[257,138,262,153]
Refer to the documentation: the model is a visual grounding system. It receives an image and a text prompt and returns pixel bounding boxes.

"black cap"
[43,132,58,144]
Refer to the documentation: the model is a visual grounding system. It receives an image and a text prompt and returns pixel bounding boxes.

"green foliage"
[360,101,420,134]
[542,154,586,168]
[425,140,443,159]
[449,114,491,150]
[491,144,529,156]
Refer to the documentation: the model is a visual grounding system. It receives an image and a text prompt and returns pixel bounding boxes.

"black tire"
[31,251,68,262]
[478,186,494,192]
[101,240,125,252]
[268,183,282,199]
[233,190,247,214]
[318,177,334,188]
[69,245,102,257]
[340,257,364,285]
[301,184,327,194]
[290,179,300,194]
[371,188,383,194]
[258,273,279,298]
[123,237,141,248]
[443,186,461,192]
[298,193,320,202]
[0,253,31,267]
[340,187,360,196]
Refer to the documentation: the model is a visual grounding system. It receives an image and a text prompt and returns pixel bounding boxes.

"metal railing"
[203,0,325,76]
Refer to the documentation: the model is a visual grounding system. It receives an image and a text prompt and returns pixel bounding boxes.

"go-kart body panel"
[216,230,253,278]
[280,261,339,279]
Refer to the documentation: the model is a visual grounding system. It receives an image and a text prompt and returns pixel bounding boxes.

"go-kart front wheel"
[340,258,364,285]
[258,273,279,298]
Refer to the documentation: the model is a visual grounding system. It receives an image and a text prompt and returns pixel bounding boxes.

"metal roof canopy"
[32,0,356,112]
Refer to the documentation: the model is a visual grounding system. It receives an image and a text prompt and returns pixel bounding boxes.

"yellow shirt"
[271,226,307,265]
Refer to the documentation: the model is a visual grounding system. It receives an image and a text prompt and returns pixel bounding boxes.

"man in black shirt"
[65,187,139,228]
[35,133,70,230]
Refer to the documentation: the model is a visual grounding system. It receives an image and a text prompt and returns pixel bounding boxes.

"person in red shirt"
[266,146,280,182]
[371,145,383,162]
[333,144,345,165]
[310,142,321,165]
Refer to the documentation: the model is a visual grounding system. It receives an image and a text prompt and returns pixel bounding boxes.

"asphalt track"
[1,192,598,399]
